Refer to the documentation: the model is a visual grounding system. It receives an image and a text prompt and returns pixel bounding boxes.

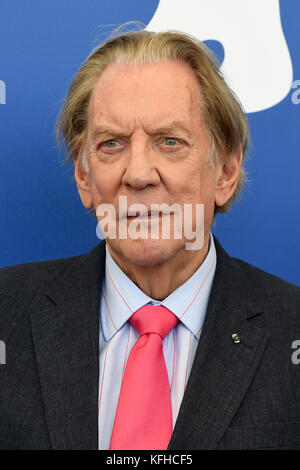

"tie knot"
[129,305,178,339]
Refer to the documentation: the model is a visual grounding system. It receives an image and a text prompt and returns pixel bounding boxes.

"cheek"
[88,162,120,203]
[171,163,216,203]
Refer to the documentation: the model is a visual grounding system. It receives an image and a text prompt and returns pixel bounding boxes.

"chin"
[107,237,184,267]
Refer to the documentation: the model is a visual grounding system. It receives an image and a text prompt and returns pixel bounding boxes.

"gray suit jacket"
[0,237,299,450]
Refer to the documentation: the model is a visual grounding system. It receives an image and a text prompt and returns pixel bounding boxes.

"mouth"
[126,210,167,219]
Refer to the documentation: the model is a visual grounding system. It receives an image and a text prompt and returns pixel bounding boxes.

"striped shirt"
[99,233,217,449]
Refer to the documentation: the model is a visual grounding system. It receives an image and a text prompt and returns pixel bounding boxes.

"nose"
[122,140,161,190]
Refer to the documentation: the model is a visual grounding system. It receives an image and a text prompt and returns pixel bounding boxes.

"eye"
[96,139,124,153]
[102,139,120,148]
[163,137,180,146]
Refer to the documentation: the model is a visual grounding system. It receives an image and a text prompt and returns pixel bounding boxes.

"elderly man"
[0,30,299,451]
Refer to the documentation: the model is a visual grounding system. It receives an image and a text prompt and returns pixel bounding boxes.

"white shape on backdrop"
[146,0,293,113]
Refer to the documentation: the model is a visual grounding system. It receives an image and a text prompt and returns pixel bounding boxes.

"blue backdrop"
[0,0,299,286]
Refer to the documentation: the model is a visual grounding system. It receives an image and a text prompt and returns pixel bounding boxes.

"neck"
[106,236,211,301]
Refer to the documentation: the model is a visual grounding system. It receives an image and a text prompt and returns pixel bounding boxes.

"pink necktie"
[109,304,179,450]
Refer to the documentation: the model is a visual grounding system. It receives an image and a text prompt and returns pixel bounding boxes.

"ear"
[74,154,93,209]
[214,145,243,208]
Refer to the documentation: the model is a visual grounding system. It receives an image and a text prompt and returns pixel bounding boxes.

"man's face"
[75,59,233,266]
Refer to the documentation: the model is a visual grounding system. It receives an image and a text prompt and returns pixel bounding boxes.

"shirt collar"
[100,233,217,341]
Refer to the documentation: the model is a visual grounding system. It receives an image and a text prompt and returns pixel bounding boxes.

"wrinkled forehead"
[88,60,205,132]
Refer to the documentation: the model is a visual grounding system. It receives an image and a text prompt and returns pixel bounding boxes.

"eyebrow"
[92,126,125,142]
[91,120,192,142]
[149,121,192,138]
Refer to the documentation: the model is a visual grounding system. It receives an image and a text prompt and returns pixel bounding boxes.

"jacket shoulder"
[0,253,94,343]
[0,255,83,295]
[233,256,300,312]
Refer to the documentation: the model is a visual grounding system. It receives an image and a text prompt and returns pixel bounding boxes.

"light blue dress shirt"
[99,233,217,449]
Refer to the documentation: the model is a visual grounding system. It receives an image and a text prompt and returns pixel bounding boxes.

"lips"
[127,209,166,218]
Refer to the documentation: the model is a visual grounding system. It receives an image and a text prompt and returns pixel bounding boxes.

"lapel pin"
[232,333,240,344]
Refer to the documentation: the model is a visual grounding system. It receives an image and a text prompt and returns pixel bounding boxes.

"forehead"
[88,60,204,131]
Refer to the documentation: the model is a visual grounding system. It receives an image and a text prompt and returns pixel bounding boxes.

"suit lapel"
[168,238,269,450]
[30,241,106,450]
